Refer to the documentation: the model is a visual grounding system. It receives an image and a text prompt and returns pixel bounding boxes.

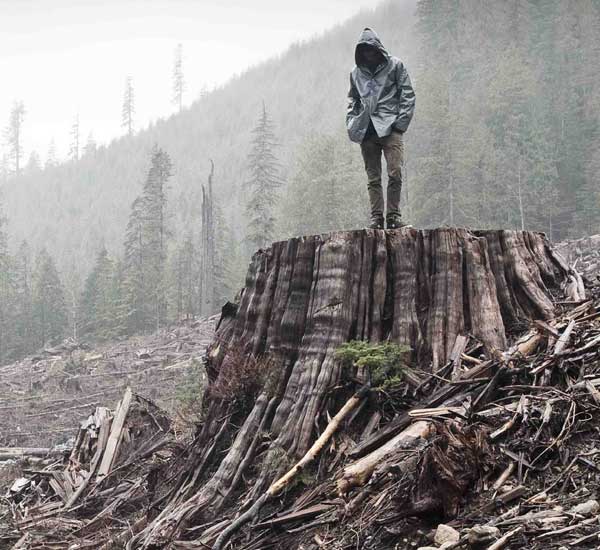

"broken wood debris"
[3,230,600,550]
[1,388,179,548]
[0,315,215,448]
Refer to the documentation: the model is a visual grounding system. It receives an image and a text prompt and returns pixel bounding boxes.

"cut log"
[337,419,433,494]
[0,447,61,460]
[97,387,132,479]
[135,228,568,547]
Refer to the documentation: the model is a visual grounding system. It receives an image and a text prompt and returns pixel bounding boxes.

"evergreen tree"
[4,101,25,177]
[169,235,198,321]
[279,132,368,236]
[84,133,97,157]
[122,75,135,136]
[245,103,283,251]
[77,256,98,339]
[70,114,80,162]
[412,0,470,227]
[552,2,600,237]
[123,147,172,333]
[124,197,148,334]
[79,247,119,340]
[123,196,146,332]
[172,43,185,111]
[62,263,81,341]
[110,258,129,338]
[527,126,562,239]
[0,202,8,266]
[26,151,41,172]
[32,249,67,348]
[0,152,9,185]
[485,46,538,229]
[46,139,58,168]
[143,147,172,329]
[12,241,34,359]
[0,199,14,363]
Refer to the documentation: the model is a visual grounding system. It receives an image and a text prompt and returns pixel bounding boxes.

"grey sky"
[0,0,378,163]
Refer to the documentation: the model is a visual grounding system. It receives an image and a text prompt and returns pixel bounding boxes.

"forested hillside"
[412,1,600,238]
[1,0,416,275]
[1,0,600,364]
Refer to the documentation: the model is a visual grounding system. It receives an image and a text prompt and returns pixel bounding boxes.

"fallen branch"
[0,447,61,460]
[487,526,523,550]
[553,319,576,355]
[337,420,433,494]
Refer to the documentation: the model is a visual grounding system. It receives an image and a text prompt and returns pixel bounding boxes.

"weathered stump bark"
[134,228,568,548]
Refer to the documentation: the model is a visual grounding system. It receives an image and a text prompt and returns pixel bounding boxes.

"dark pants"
[360,131,404,222]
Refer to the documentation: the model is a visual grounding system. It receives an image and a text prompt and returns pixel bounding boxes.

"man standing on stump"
[347,28,416,229]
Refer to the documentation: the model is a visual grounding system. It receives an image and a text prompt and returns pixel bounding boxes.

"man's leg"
[360,138,384,227]
[382,131,404,226]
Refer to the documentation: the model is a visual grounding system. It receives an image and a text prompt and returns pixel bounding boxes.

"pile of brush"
[2,390,181,549]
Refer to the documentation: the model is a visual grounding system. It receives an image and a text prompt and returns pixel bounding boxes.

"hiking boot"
[368,218,384,230]
[386,216,408,229]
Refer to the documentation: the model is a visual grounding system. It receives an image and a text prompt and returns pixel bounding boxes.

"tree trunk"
[200,160,215,317]
[517,152,525,231]
[134,228,568,548]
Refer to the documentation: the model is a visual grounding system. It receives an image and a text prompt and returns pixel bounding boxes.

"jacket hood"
[355,27,389,67]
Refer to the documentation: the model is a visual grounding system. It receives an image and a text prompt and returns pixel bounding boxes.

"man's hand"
[393,62,415,133]
[347,74,362,117]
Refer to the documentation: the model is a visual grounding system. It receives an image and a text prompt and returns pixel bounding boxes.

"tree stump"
[135,228,569,547]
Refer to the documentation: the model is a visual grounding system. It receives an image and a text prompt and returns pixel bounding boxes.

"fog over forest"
[1,0,599,364]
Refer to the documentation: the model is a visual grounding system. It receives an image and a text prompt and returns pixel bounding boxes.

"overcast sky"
[0,0,377,164]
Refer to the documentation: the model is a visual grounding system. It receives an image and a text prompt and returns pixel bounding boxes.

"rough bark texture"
[134,228,568,547]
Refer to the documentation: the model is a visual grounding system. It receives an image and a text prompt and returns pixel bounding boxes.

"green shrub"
[174,358,207,418]
[335,341,411,389]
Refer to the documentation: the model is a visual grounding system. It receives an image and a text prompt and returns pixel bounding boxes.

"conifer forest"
[0,0,599,363]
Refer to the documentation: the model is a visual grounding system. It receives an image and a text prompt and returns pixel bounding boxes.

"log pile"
[5,227,600,550]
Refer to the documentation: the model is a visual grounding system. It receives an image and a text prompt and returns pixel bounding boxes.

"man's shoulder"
[389,56,405,68]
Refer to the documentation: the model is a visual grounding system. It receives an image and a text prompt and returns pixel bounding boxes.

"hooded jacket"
[346,28,416,143]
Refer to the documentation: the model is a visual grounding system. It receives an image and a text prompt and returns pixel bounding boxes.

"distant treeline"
[0,104,281,364]
[0,146,239,363]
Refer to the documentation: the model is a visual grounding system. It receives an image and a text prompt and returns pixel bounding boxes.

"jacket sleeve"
[347,72,361,121]
[393,62,415,133]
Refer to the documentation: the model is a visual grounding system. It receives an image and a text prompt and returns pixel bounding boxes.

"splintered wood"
[2,389,178,548]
